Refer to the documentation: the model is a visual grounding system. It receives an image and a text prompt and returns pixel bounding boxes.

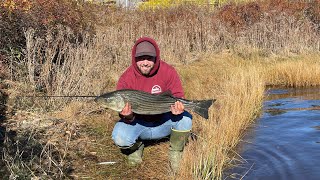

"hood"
[131,37,161,77]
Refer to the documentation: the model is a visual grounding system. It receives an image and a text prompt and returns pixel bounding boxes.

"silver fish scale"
[116,89,194,115]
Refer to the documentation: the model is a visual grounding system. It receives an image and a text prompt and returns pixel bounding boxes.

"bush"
[138,0,256,9]
[0,0,97,63]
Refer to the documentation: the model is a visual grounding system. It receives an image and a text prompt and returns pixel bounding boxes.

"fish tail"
[192,99,216,119]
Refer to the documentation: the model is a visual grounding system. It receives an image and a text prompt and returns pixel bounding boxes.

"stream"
[224,87,320,180]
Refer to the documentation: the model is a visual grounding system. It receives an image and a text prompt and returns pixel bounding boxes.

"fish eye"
[106,97,113,102]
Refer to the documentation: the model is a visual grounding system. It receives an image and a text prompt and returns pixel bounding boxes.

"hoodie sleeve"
[116,68,132,90]
[116,76,128,90]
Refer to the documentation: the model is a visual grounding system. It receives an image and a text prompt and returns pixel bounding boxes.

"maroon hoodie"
[116,37,184,99]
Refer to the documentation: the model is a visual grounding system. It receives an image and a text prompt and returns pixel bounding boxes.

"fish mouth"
[94,97,103,102]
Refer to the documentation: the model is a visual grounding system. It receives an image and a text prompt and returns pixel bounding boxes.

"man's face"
[136,55,156,75]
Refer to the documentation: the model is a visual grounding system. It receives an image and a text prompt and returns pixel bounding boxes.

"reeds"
[177,54,265,179]
[264,54,320,87]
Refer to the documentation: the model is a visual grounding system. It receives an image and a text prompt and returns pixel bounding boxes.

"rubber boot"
[169,129,190,172]
[120,141,144,166]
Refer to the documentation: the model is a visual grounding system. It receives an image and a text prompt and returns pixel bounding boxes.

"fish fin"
[192,99,216,119]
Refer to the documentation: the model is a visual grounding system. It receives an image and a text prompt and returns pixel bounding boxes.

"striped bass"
[94,89,215,119]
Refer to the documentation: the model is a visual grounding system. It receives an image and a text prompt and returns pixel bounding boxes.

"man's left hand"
[171,101,184,115]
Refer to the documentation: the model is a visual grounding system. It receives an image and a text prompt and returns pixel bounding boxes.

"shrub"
[0,0,97,64]
[139,0,255,9]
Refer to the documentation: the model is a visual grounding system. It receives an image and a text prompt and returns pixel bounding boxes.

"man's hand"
[120,102,132,116]
[171,101,184,115]
[120,102,134,123]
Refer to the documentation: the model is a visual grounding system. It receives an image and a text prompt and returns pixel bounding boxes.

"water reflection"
[266,86,320,101]
[224,86,320,180]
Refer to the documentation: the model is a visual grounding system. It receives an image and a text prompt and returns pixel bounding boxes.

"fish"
[94,89,216,119]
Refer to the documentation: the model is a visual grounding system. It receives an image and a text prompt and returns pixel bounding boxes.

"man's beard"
[138,65,154,75]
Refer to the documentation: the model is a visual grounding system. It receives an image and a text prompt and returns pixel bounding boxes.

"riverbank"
[176,52,320,179]
[224,86,320,179]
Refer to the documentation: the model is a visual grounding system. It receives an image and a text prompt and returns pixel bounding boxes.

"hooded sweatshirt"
[116,37,185,121]
[116,37,184,98]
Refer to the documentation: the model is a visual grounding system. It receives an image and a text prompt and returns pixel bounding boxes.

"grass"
[264,54,320,87]
[1,0,320,179]
[177,53,265,179]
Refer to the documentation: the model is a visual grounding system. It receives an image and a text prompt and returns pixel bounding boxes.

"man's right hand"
[119,102,135,123]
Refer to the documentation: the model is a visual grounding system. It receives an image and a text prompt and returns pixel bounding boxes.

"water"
[225,87,320,180]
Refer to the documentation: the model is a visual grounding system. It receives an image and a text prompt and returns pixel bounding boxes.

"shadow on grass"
[0,88,11,178]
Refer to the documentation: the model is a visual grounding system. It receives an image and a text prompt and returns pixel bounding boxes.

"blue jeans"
[112,111,192,147]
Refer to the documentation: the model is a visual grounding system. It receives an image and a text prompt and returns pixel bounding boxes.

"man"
[112,37,192,172]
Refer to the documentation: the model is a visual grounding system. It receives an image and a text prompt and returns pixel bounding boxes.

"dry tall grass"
[264,54,320,87]
[10,2,320,105]
[177,54,265,179]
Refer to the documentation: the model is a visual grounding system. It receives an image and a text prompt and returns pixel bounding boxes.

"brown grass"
[264,54,320,87]
[177,53,265,179]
